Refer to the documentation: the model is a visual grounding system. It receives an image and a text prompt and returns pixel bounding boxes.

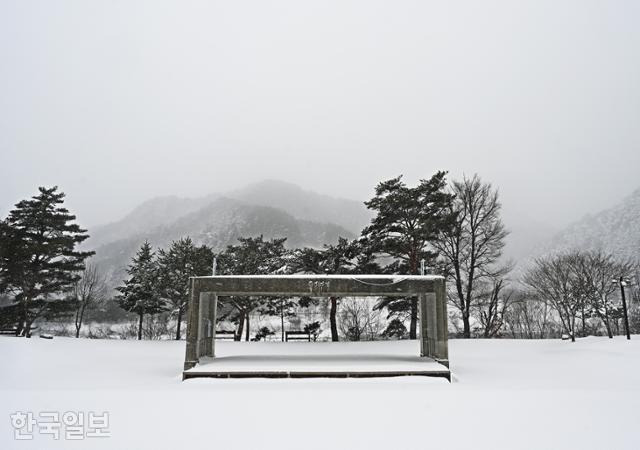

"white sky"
[1,0,639,228]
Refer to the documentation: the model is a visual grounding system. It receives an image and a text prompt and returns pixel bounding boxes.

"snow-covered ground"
[1,336,639,449]
[188,340,448,377]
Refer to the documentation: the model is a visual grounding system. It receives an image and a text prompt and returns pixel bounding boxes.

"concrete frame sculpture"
[182,275,449,377]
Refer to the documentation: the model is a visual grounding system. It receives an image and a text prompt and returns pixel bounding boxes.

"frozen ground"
[1,336,639,449]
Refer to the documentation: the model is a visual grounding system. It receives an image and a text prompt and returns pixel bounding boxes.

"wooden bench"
[0,327,37,336]
[215,331,236,340]
[285,331,311,342]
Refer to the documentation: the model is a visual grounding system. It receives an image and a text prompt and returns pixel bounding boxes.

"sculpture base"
[182,341,450,381]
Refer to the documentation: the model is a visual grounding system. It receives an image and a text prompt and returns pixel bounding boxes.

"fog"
[1,0,639,229]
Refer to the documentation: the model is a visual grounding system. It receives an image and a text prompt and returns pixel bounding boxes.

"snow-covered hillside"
[228,179,373,233]
[84,180,367,288]
[1,337,638,450]
[87,180,369,250]
[88,199,355,288]
[543,187,640,260]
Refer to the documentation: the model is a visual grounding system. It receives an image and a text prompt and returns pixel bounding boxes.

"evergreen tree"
[156,238,213,340]
[216,236,289,341]
[0,222,27,329]
[292,237,362,341]
[258,296,299,341]
[303,321,322,341]
[0,187,93,336]
[362,173,456,339]
[116,241,166,340]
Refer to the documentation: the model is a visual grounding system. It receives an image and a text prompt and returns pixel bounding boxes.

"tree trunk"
[280,300,285,342]
[570,315,576,342]
[75,303,86,338]
[75,307,81,338]
[175,307,183,340]
[17,298,28,337]
[409,298,417,339]
[23,309,36,338]
[330,297,339,342]
[462,310,471,338]
[245,314,250,341]
[604,316,613,339]
[137,312,144,340]
[236,312,245,341]
[23,320,32,338]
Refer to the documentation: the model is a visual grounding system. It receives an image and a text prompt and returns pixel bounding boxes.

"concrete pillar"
[198,292,210,357]
[419,292,437,358]
[426,292,438,358]
[418,292,438,359]
[193,293,218,358]
[418,294,429,357]
[209,294,218,357]
[183,278,201,370]
[434,278,449,367]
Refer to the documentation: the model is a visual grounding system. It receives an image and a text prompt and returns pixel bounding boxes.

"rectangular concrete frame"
[183,275,449,378]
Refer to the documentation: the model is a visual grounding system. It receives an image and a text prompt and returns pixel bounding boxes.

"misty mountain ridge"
[227,179,373,233]
[87,194,217,248]
[85,178,640,289]
[88,180,371,250]
[540,187,640,262]
[86,181,365,286]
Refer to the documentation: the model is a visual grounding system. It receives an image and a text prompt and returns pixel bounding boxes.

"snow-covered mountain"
[226,180,373,233]
[85,181,365,287]
[87,194,218,249]
[87,179,640,288]
[87,180,370,250]
[535,188,640,262]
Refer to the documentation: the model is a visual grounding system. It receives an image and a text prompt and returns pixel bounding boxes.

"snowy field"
[1,336,639,450]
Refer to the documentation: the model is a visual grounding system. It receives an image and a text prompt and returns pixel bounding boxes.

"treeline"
[520,251,637,341]
[2,175,638,341]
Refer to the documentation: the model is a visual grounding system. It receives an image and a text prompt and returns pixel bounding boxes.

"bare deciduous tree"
[435,175,510,338]
[574,251,634,338]
[522,251,636,340]
[503,292,555,339]
[73,264,107,338]
[523,252,589,342]
[476,278,512,338]
[339,297,384,341]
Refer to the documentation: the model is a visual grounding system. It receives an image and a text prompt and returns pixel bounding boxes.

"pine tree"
[292,237,363,341]
[156,238,213,340]
[216,236,288,341]
[0,222,30,330]
[0,187,93,336]
[116,241,166,340]
[258,296,299,342]
[362,173,456,339]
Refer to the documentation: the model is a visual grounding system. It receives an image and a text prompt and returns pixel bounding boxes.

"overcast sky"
[1,0,639,230]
